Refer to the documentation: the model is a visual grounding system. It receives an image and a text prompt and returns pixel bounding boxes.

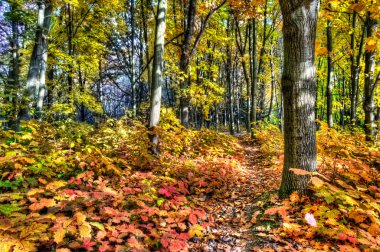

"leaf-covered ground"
[0,114,379,251]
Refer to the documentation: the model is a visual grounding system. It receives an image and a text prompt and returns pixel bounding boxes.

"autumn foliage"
[0,112,245,252]
[255,122,380,251]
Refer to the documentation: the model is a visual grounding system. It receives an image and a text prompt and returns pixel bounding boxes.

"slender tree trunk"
[278,0,319,198]
[130,0,137,118]
[23,1,46,119]
[326,20,334,128]
[350,7,358,123]
[250,18,258,134]
[350,6,366,124]
[67,3,74,98]
[179,0,196,127]
[7,8,20,129]
[266,49,275,120]
[257,0,268,121]
[227,18,234,135]
[363,14,377,141]
[149,0,167,155]
[37,0,52,120]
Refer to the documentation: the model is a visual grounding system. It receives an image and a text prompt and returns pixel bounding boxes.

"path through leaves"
[189,135,281,251]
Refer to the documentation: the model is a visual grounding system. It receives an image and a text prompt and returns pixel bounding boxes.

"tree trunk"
[7,7,20,129]
[250,18,257,134]
[37,0,52,120]
[227,18,234,135]
[363,14,377,142]
[23,1,46,119]
[179,0,196,127]
[326,20,334,128]
[350,7,366,124]
[257,0,268,121]
[149,0,167,155]
[278,0,319,198]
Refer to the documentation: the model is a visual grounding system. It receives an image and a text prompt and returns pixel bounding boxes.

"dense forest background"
[1,0,379,136]
[1,0,380,251]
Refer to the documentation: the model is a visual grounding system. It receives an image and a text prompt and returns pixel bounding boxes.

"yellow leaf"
[310,177,324,188]
[19,223,49,240]
[79,223,92,238]
[27,189,45,197]
[188,224,203,238]
[74,212,86,225]
[57,249,71,252]
[54,228,66,244]
[46,181,67,191]
[366,37,377,52]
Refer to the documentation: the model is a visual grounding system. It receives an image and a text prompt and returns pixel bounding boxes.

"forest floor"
[190,135,285,252]
[0,118,379,252]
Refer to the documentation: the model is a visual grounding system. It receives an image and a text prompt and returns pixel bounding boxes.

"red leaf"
[337,233,347,241]
[347,235,357,244]
[169,239,187,252]
[189,214,197,225]
[82,237,96,251]
[158,185,178,198]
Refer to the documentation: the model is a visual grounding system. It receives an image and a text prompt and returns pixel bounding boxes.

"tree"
[363,12,378,141]
[326,19,334,128]
[149,0,167,155]
[278,0,320,198]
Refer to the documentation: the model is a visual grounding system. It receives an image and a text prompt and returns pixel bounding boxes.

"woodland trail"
[190,135,281,251]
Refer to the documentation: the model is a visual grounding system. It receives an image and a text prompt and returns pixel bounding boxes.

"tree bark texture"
[149,0,167,155]
[278,0,319,198]
[363,14,377,141]
[326,20,334,128]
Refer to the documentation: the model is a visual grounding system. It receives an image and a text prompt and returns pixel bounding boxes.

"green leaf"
[157,198,165,207]
[89,222,105,231]
[0,204,21,216]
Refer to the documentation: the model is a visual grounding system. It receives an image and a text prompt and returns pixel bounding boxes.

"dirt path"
[190,135,281,251]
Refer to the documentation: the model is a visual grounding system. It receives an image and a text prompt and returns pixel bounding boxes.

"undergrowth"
[0,111,244,252]
[253,122,380,251]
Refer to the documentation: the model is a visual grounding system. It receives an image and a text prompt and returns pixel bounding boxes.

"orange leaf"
[289,168,312,176]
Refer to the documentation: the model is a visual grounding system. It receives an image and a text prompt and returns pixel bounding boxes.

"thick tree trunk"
[278,0,319,198]
[326,20,334,128]
[149,0,167,155]
[363,14,377,142]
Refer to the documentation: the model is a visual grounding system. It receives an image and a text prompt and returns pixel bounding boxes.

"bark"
[250,18,258,134]
[130,0,137,118]
[7,7,20,129]
[179,0,196,127]
[37,1,52,120]
[363,14,377,142]
[226,18,234,135]
[149,0,167,155]
[267,48,275,120]
[234,19,251,131]
[350,6,366,124]
[326,20,334,128]
[67,3,74,97]
[179,0,226,127]
[257,0,268,121]
[278,0,319,198]
[23,1,45,119]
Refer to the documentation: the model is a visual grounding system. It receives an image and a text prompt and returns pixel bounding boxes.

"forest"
[0,0,380,251]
